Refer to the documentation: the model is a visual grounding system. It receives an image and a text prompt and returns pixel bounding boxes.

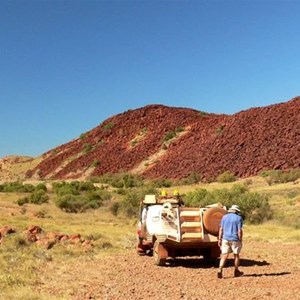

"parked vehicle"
[137,194,226,266]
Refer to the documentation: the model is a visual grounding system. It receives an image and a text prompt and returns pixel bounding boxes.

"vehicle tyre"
[153,240,167,266]
[203,244,221,263]
[137,244,146,256]
[203,207,226,236]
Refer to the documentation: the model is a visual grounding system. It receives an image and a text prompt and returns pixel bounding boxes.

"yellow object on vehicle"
[161,190,168,197]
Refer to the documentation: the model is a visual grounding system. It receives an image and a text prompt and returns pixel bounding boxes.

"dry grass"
[0,191,135,298]
[245,222,300,243]
[0,176,299,298]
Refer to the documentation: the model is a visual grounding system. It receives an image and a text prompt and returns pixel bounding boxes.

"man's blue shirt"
[221,213,243,241]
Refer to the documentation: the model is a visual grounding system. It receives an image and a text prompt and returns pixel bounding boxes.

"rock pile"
[0,225,93,251]
[26,97,300,180]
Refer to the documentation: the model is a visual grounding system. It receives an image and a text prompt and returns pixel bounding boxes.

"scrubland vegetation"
[0,169,299,298]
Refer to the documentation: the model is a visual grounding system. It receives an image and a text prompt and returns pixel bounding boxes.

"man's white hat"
[228,204,241,213]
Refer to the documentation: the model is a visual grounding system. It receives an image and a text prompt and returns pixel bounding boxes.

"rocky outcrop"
[25,97,300,180]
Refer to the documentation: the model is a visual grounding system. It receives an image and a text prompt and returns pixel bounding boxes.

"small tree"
[217,171,236,183]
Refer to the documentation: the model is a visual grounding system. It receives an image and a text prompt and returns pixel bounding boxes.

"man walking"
[217,204,243,278]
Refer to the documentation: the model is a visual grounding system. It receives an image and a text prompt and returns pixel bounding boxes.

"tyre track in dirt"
[37,240,300,299]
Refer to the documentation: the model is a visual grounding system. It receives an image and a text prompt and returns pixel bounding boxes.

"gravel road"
[38,240,300,300]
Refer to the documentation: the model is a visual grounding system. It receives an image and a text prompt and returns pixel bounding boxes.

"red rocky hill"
[26,97,300,180]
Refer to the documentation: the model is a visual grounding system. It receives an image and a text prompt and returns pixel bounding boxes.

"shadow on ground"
[166,257,270,269]
[242,272,291,277]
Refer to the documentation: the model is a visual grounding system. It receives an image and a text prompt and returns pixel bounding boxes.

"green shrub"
[77,181,96,192]
[185,184,271,224]
[263,169,300,185]
[52,181,96,196]
[35,183,47,192]
[53,182,79,196]
[17,197,29,206]
[82,143,93,153]
[95,173,144,189]
[151,178,173,188]
[175,126,184,133]
[55,194,103,213]
[53,182,110,213]
[79,133,87,139]
[29,190,49,205]
[177,172,201,185]
[17,190,49,206]
[103,121,115,131]
[22,184,35,193]
[141,127,147,134]
[163,127,184,142]
[216,124,225,135]
[131,140,138,147]
[91,159,100,167]
[238,192,272,224]
[163,131,177,142]
[110,202,120,216]
[184,188,211,207]
[0,181,35,193]
[120,186,158,218]
[217,171,236,183]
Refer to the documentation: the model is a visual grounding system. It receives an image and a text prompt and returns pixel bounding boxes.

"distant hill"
[5,96,300,181]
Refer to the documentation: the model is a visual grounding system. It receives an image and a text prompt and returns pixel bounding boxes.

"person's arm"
[218,227,223,247]
[238,217,243,242]
[238,228,243,242]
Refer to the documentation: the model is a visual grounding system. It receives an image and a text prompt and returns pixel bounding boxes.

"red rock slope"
[26,97,300,180]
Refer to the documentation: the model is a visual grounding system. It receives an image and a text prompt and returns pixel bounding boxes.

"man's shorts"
[221,239,242,254]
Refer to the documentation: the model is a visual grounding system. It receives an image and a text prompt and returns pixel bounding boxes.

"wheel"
[203,244,221,262]
[137,244,146,256]
[153,240,167,266]
[203,207,226,236]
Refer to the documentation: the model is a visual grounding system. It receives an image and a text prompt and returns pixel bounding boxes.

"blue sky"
[0,0,299,158]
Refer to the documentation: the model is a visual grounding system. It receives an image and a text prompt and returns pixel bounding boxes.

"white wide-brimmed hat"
[228,204,241,213]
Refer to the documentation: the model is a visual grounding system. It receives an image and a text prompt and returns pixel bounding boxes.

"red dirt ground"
[36,240,300,299]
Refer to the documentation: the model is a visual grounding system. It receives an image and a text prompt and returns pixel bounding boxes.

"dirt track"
[38,240,300,299]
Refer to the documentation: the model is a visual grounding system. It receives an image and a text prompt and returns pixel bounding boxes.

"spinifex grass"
[0,177,299,298]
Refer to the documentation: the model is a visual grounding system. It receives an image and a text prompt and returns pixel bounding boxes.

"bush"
[53,182,79,196]
[52,181,96,196]
[217,171,236,183]
[184,188,211,207]
[263,169,300,185]
[35,183,47,192]
[53,182,110,213]
[29,190,49,205]
[177,172,201,185]
[82,143,93,153]
[238,192,272,224]
[91,159,100,168]
[110,202,120,216]
[17,190,49,206]
[120,186,158,218]
[79,133,87,139]
[22,184,36,193]
[185,184,271,224]
[95,173,144,189]
[163,131,177,142]
[216,124,225,135]
[17,197,29,206]
[103,121,115,131]
[0,181,35,193]
[151,178,173,188]
[55,194,103,213]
